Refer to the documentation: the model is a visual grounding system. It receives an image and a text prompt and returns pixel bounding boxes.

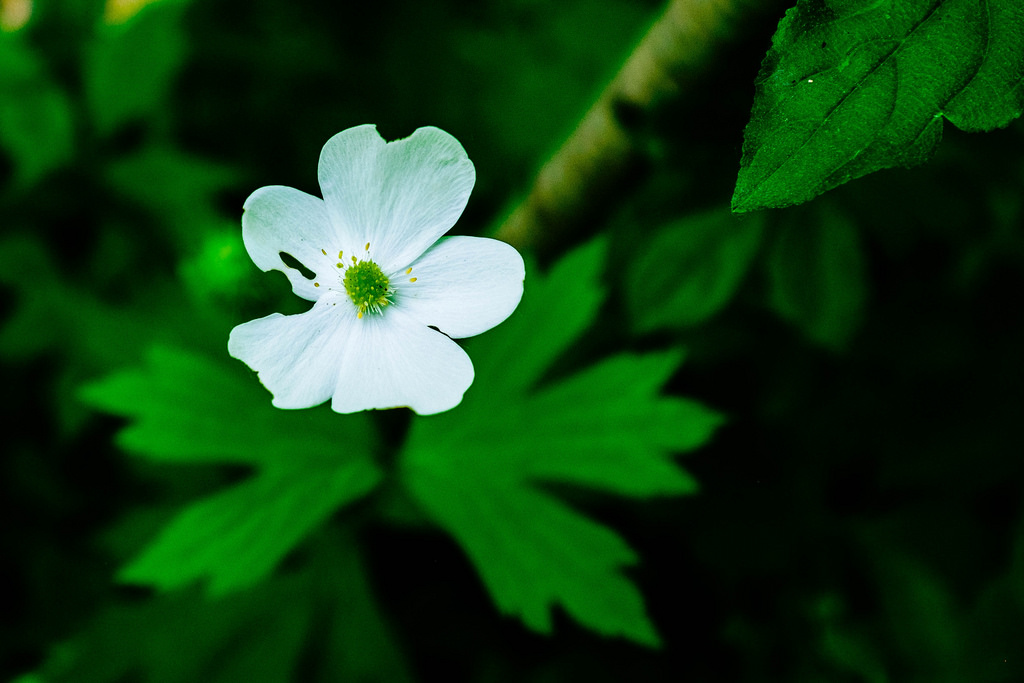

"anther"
[321,248,327,256]
[409,277,417,282]
[364,242,370,251]
[406,267,413,274]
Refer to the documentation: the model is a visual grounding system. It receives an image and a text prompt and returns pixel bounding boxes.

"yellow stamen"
[406,267,412,274]
[338,250,344,259]
[409,277,417,282]
[365,242,370,251]
[314,283,320,287]
[321,248,327,255]
[357,310,363,319]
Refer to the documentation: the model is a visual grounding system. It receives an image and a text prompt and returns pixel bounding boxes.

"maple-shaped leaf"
[80,346,382,594]
[400,238,723,647]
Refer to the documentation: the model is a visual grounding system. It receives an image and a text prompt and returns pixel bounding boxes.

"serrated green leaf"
[81,346,383,594]
[85,1,188,134]
[733,0,1024,213]
[629,208,764,333]
[400,238,722,646]
[79,346,376,467]
[118,461,381,594]
[471,236,606,397]
[403,452,660,646]
[945,1,1024,132]
[768,203,867,350]
[514,352,719,496]
[0,36,74,188]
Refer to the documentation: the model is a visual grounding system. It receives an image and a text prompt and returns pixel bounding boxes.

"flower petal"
[242,186,341,301]
[395,236,525,339]
[331,308,474,415]
[318,125,475,274]
[228,293,357,408]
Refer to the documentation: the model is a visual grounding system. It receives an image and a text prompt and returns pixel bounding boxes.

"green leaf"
[400,239,723,646]
[81,346,383,593]
[628,208,765,333]
[118,461,380,594]
[404,455,661,646]
[104,146,240,248]
[0,36,74,188]
[80,346,377,467]
[27,537,407,683]
[28,576,314,683]
[80,346,362,465]
[767,202,868,350]
[870,550,964,679]
[85,1,188,134]
[471,236,606,397]
[732,0,1024,213]
[945,1,1024,132]
[509,352,718,496]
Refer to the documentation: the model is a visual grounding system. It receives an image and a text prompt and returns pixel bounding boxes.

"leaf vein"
[753,0,948,197]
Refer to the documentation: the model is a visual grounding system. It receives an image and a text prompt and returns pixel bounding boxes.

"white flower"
[228,125,525,415]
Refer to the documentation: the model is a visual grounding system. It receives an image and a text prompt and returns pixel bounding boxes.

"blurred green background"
[4,0,1024,681]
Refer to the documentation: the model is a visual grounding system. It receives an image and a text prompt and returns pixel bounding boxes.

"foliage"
[627,208,765,333]
[4,0,1024,681]
[402,239,721,646]
[733,0,1024,212]
[0,34,73,190]
[79,347,383,594]
[766,200,867,350]
[85,0,189,135]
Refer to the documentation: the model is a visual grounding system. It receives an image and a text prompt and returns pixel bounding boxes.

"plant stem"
[493,0,774,256]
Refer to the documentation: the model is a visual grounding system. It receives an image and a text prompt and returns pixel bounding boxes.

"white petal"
[394,236,525,339]
[331,307,474,415]
[228,293,357,409]
[242,186,342,301]
[318,125,475,274]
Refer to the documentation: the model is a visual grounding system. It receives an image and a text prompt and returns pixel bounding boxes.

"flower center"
[343,258,392,318]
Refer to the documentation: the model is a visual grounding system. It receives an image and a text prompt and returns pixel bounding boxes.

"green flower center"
[343,258,392,318]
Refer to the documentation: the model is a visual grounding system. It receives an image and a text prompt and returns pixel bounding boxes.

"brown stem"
[493,0,770,256]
